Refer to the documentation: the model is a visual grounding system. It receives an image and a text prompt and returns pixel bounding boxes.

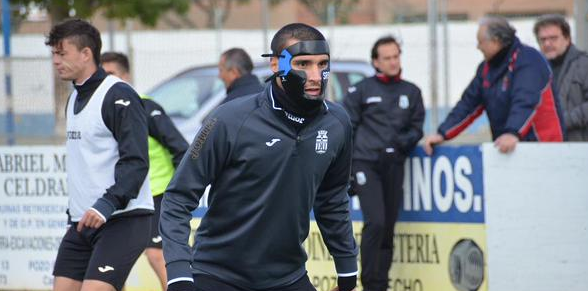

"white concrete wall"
[0,18,555,114]
[484,143,588,291]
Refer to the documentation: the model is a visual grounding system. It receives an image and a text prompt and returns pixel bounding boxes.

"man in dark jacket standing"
[218,48,263,104]
[161,23,358,291]
[343,36,424,291]
[425,16,565,155]
[534,14,588,141]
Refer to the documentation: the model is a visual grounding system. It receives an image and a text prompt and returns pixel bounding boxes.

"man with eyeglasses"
[534,14,588,141]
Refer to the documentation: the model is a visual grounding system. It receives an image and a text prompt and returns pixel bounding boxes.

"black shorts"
[147,195,163,249]
[192,273,316,291]
[53,214,151,291]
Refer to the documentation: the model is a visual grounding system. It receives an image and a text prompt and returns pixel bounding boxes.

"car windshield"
[148,74,224,118]
[329,71,366,102]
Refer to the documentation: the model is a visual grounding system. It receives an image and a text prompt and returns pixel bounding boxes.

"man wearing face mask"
[343,36,424,291]
[160,23,358,291]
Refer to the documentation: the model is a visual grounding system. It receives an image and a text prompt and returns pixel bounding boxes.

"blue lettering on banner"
[347,146,484,223]
[399,146,484,223]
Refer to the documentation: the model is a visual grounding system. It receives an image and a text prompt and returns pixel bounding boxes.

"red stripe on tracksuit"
[444,105,485,140]
[518,81,564,141]
[482,64,491,88]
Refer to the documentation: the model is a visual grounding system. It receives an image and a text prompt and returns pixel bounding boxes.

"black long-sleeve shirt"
[343,75,425,161]
[71,68,150,219]
[142,98,189,167]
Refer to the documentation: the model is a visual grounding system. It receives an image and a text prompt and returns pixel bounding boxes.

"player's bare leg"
[145,248,167,291]
[53,276,82,291]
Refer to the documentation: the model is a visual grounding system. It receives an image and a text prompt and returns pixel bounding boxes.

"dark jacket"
[343,75,425,162]
[222,73,264,104]
[438,37,565,141]
[552,44,588,141]
[160,85,358,290]
[142,98,189,167]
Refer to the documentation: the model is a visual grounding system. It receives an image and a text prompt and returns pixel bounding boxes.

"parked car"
[147,60,375,141]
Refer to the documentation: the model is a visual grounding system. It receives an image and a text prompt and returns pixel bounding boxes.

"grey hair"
[221,48,253,76]
[479,16,517,46]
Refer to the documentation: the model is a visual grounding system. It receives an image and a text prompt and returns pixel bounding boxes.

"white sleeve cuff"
[337,271,358,277]
[167,277,194,285]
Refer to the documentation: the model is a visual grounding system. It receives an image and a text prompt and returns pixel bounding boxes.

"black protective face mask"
[263,40,330,104]
[271,78,322,118]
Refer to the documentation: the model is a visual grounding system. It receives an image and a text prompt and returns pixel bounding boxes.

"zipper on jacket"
[292,135,302,156]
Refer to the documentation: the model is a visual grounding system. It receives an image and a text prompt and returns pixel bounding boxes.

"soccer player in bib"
[47,19,153,291]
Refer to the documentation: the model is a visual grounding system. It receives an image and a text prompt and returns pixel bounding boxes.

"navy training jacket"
[160,84,358,290]
[438,37,565,141]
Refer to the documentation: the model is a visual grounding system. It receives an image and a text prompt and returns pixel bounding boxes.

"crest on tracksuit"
[315,130,328,154]
[399,95,410,109]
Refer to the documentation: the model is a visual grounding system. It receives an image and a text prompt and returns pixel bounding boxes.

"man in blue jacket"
[160,23,358,291]
[424,16,565,155]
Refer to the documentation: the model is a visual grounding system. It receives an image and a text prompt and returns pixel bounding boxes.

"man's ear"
[371,59,378,71]
[81,47,93,63]
[229,67,241,78]
[270,57,279,73]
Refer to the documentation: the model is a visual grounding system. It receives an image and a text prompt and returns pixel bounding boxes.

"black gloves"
[348,174,358,196]
[338,275,357,291]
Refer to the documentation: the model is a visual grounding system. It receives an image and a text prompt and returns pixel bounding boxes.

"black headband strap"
[285,40,330,56]
[261,40,330,59]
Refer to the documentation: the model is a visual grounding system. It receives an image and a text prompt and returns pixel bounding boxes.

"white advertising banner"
[0,146,67,290]
[1,144,587,291]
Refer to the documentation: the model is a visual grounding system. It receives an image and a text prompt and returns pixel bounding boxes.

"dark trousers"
[193,273,316,291]
[353,160,404,291]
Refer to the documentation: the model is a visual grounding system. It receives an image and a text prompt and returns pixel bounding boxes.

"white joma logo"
[265,139,281,147]
[98,265,114,273]
[366,96,382,104]
[114,99,130,106]
[152,236,162,243]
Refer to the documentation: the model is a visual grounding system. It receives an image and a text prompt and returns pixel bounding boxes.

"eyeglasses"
[537,35,562,44]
